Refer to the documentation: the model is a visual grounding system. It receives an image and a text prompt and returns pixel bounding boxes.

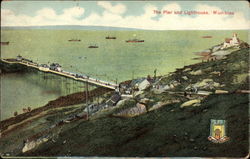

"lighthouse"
[230,33,239,45]
[221,33,240,49]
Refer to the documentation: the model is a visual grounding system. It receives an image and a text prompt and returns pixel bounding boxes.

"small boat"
[126,34,144,43]
[88,44,98,48]
[1,41,9,45]
[68,39,81,42]
[106,36,116,39]
[202,36,212,38]
[126,39,144,43]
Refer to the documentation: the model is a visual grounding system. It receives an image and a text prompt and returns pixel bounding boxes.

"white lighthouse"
[230,33,239,45]
[221,33,240,49]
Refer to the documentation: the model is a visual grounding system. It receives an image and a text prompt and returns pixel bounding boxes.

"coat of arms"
[208,119,230,143]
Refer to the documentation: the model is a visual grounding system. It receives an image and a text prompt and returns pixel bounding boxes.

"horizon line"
[1,25,249,31]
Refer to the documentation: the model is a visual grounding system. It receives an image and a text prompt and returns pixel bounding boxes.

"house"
[138,79,151,91]
[106,93,121,106]
[221,33,240,49]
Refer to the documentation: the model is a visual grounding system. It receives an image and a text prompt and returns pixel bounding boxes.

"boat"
[105,36,116,39]
[88,45,98,48]
[68,39,81,42]
[202,36,212,38]
[126,39,144,43]
[1,41,9,45]
[126,34,144,43]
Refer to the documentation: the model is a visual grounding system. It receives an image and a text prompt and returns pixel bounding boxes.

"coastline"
[0,86,112,134]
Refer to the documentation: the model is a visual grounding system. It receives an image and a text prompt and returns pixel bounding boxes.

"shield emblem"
[208,119,230,143]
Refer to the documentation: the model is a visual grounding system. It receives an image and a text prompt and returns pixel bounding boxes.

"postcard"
[0,0,249,158]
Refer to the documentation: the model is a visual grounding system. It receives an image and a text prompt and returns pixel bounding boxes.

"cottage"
[106,93,121,106]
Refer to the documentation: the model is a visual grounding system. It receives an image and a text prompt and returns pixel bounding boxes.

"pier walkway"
[1,58,118,90]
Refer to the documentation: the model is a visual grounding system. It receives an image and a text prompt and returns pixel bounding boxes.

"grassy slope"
[24,48,249,157]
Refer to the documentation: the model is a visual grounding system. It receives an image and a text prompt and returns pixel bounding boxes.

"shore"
[0,86,113,135]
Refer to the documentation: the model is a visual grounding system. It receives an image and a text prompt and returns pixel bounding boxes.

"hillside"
[20,47,249,157]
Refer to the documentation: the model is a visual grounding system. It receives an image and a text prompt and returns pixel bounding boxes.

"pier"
[1,57,118,90]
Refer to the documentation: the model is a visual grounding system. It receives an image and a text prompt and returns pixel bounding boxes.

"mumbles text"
[213,10,234,15]
[153,10,234,16]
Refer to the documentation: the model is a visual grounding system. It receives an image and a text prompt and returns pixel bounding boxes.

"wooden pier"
[1,58,118,90]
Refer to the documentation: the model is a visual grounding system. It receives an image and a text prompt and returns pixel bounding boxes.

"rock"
[138,79,151,91]
[135,90,144,97]
[180,99,201,108]
[149,102,165,111]
[182,76,188,80]
[116,99,128,107]
[121,94,133,99]
[189,70,202,75]
[192,79,220,89]
[215,90,229,94]
[210,71,221,75]
[194,146,198,150]
[189,138,195,142]
[202,109,208,112]
[149,100,180,111]
[183,68,192,72]
[212,45,222,52]
[114,103,147,117]
[139,98,150,104]
[202,146,207,151]
[163,85,170,90]
[193,103,201,107]
[196,91,213,96]
[169,84,175,89]
[172,80,180,87]
[212,50,230,56]
[22,137,49,153]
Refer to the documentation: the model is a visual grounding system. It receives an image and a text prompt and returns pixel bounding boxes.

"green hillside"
[22,48,249,157]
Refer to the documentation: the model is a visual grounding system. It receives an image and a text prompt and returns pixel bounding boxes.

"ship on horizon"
[126,39,144,43]
[88,44,99,48]
[68,39,81,42]
[202,36,213,38]
[105,36,116,39]
[126,34,144,43]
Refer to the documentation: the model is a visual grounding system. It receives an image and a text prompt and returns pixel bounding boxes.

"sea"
[0,29,248,120]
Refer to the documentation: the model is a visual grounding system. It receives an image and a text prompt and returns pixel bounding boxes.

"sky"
[1,1,250,30]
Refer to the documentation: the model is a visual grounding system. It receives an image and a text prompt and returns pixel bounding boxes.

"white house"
[221,33,240,49]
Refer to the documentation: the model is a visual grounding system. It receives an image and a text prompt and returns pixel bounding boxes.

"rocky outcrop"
[186,79,221,91]
[149,99,180,111]
[189,70,202,75]
[114,103,147,117]
[180,99,201,108]
[22,137,49,153]
[215,90,229,94]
